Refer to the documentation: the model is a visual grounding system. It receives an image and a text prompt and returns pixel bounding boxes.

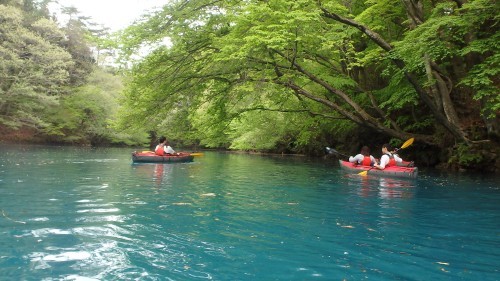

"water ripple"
[0,147,499,280]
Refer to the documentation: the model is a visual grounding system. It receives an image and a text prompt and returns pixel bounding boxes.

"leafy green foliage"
[44,68,147,145]
[448,143,484,167]
[393,0,498,96]
[0,5,73,129]
[60,9,95,86]
[0,2,152,146]
[113,0,498,160]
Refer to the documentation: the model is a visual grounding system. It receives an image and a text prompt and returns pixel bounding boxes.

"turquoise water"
[0,145,498,280]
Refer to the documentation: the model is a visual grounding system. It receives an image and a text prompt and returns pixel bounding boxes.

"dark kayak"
[132,151,194,163]
[339,160,418,179]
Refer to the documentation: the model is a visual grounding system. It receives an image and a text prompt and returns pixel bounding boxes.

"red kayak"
[339,160,418,179]
[132,151,194,163]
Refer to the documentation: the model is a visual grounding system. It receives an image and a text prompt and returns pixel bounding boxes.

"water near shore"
[0,145,498,280]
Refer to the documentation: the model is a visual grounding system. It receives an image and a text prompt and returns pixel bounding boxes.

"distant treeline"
[0,0,146,146]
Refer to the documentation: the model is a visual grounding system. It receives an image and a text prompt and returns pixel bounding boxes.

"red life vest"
[155,146,164,156]
[361,156,372,166]
[386,154,396,167]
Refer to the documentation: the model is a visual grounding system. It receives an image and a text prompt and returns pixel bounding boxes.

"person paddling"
[155,136,177,155]
[349,146,376,166]
[374,143,403,170]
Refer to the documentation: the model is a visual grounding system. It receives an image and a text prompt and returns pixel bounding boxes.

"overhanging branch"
[319,5,469,143]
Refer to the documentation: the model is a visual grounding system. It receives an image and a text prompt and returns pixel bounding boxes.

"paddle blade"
[400,138,414,149]
[190,153,204,157]
[358,170,369,176]
[326,147,348,158]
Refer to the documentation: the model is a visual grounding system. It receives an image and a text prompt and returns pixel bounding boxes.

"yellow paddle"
[394,137,414,152]
[358,138,414,176]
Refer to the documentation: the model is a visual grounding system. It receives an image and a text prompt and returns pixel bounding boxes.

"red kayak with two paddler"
[339,160,418,179]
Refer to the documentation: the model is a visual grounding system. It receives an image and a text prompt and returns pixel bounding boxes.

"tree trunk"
[320,7,470,144]
[401,0,424,28]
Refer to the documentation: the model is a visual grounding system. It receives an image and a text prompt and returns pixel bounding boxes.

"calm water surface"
[0,145,498,280]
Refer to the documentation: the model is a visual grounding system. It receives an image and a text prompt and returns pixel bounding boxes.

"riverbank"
[1,128,498,173]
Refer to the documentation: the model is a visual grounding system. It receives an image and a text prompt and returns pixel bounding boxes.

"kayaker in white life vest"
[155,136,177,155]
[349,146,376,166]
[374,143,403,170]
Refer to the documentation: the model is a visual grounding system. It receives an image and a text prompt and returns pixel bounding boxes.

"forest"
[0,0,498,172]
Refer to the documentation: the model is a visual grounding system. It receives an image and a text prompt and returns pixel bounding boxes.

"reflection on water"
[378,177,415,199]
[132,163,176,188]
[344,173,416,199]
[0,145,499,280]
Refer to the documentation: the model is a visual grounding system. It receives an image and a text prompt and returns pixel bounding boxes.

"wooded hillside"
[117,0,499,171]
[0,0,146,145]
[1,0,498,171]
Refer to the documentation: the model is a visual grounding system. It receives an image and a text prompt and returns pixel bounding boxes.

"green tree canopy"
[115,0,500,154]
[0,2,146,146]
[0,4,73,129]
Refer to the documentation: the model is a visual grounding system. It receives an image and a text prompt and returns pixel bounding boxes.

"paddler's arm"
[374,155,388,170]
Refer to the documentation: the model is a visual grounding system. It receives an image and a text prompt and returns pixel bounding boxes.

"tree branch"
[271,48,387,128]
[319,6,469,143]
[232,106,348,120]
